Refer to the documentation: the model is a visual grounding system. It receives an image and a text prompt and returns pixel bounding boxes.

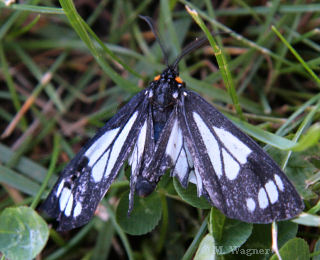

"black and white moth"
[41,16,304,231]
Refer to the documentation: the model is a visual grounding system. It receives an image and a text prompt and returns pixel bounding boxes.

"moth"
[41,16,304,231]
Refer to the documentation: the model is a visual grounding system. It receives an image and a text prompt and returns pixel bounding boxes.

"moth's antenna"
[172,31,231,70]
[139,15,169,66]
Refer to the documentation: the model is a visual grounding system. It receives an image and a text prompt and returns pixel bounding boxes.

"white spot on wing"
[56,179,65,196]
[173,92,178,99]
[222,148,240,180]
[65,193,73,216]
[258,188,268,209]
[73,202,82,217]
[265,180,279,204]
[85,127,120,167]
[59,188,71,211]
[92,150,110,182]
[274,174,284,191]
[193,112,222,177]
[105,112,139,177]
[213,127,251,164]
[246,198,256,212]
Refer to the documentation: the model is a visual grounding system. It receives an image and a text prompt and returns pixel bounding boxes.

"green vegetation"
[0,1,320,259]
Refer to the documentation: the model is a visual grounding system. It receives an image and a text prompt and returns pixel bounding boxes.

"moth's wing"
[141,106,200,196]
[140,107,187,181]
[127,104,155,213]
[176,90,304,223]
[40,90,149,231]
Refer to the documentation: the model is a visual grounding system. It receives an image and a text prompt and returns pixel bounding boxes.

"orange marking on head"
[154,75,160,81]
[175,76,183,84]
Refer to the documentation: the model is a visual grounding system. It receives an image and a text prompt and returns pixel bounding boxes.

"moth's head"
[152,66,184,88]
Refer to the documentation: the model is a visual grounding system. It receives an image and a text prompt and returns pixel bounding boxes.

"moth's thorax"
[147,67,185,109]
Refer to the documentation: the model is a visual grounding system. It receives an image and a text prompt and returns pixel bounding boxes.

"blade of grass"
[0,43,28,129]
[30,133,60,209]
[280,100,320,169]
[1,50,68,139]
[272,25,320,87]
[182,214,208,260]
[0,2,65,14]
[186,5,245,121]
[59,0,140,93]
[0,164,41,196]
[103,201,134,260]
[228,114,320,151]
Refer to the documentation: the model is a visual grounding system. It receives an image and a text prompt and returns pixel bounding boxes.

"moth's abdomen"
[154,122,165,142]
[135,175,158,197]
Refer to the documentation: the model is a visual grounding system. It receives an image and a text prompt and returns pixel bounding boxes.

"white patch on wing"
[246,198,256,212]
[258,188,269,209]
[85,127,120,167]
[167,122,196,185]
[59,187,71,211]
[274,174,284,191]
[222,148,240,180]
[194,168,204,196]
[73,202,82,217]
[193,112,222,177]
[105,112,139,177]
[213,127,251,164]
[166,119,183,163]
[173,142,194,185]
[92,150,110,182]
[129,120,147,175]
[188,170,196,184]
[56,179,65,197]
[265,180,279,204]
[174,148,188,181]
[65,193,73,217]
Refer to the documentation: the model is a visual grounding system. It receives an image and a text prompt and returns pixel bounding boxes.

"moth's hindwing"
[41,90,148,231]
[174,90,304,223]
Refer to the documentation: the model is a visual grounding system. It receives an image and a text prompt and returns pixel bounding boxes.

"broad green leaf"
[223,221,298,260]
[194,234,217,260]
[277,221,299,248]
[116,190,162,235]
[0,206,49,260]
[208,207,252,254]
[270,238,309,260]
[173,177,211,209]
